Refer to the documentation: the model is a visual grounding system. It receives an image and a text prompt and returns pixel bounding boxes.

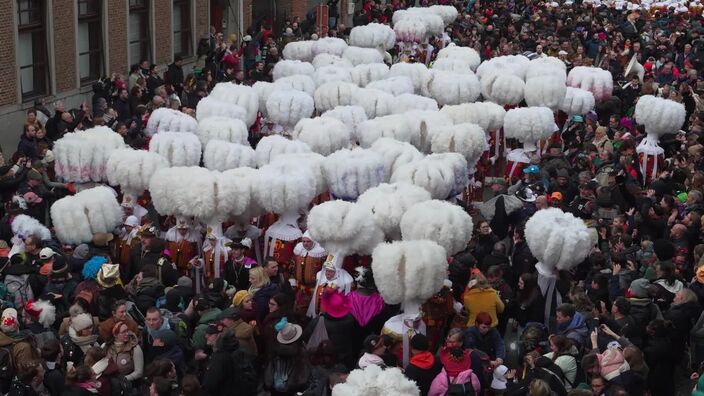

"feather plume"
[323,148,386,200]
[148,132,202,167]
[525,208,593,271]
[255,135,312,167]
[203,140,256,171]
[292,117,352,156]
[400,200,472,255]
[196,116,249,146]
[307,200,385,255]
[357,182,431,239]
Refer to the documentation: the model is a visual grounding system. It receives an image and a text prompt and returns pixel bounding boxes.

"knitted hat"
[71,313,94,332]
[27,169,42,181]
[0,308,18,333]
[177,276,193,289]
[73,244,90,260]
[232,290,249,307]
[410,334,429,351]
[151,329,178,347]
[491,365,509,390]
[629,278,651,299]
[653,239,675,261]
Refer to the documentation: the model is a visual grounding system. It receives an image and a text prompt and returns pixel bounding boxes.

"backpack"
[0,346,13,394]
[446,370,477,396]
[4,274,33,309]
[466,348,493,388]
[272,358,294,392]
[231,349,258,396]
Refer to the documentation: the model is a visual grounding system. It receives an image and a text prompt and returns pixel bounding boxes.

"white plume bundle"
[311,37,348,57]
[424,70,480,106]
[366,76,415,96]
[307,200,385,255]
[53,127,126,183]
[349,23,396,50]
[145,108,198,137]
[272,60,315,81]
[282,40,314,61]
[255,135,312,167]
[525,57,566,79]
[51,186,122,244]
[252,81,277,116]
[525,208,592,271]
[390,153,466,199]
[313,66,353,87]
[350,63,390,87]
[357,182,431,239]
[11,215,51,240]
[342,46,384,66]
[105,148,169,195]
[292,117,351,156]
[389,62,430,94]
[430,123,488,166]
[393,9,444,37]
[566,66,613,102]
[400,200,472,255]
[254,161,317,214]
[432,58,473,74]
[560,87,595,116]
[425,152,469,196]
[332,365,419,396]
[439,102,506,131]
[196,116,249,147]
[436,45,481,71]
[390,94,439,114]
[218,167,260,218]
[312,53,354,69]
[203,140,256,171]
[195,96,247,121]
[274,74,316,96]
[270,152,327,195]
[428,4,459,24]
[323,148,386,200]
[314,81,358,113]
[371,240,448,307]
[393,18,427,44]
[321,105,368,141]
[634,95,686,136]
[351,88,394,119]
[209,83,260,126]
[33,300,56,329]
[148,132,202,167]
[481,71,526,106]
[503,107,555,145]
[266,90,315,127]
[476,55,530,80]
[404,111,454,153]
[369,138,424,176]
[149,167,217,219]
[524,75,567,110]
[357,115,414,148]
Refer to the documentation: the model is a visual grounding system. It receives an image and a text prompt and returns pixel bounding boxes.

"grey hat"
[177,276,193,289]
[151,329,178,347]
[73,244,90,260]
[629,278,651,299]
[217,307,241,321]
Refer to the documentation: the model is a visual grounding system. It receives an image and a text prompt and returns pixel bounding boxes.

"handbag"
[305,316,329,350]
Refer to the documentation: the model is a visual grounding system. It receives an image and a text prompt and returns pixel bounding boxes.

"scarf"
[68,327,99,352]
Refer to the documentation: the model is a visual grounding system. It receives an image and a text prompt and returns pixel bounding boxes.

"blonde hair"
[528,379,551,396]
[248,267,270,291]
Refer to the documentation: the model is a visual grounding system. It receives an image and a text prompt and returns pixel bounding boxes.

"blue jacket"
[463,325,506,360]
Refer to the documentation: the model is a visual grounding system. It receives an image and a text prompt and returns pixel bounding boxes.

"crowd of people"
[5,0,704,395]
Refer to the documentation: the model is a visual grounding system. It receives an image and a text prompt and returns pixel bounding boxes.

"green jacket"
[191,308,222,350]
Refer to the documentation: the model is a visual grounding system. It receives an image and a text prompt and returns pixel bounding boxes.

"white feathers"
[106,148,170,195]
[272,60,316,81]
[271,152,327,195]
[566,66,613,102]
[481,71,526,106]
[196,116,249,146]
[255,135,312,167]
[425,70,481,106]
[292,117,352,156]
[351,88,394,119]
[430,123,488,166]
[371,240,448,306]
[148,132,202,167]
[503,107,555,144]
[436,45,481,71]
[195,96,247,121]
[366,76,415,96]
[51,186,122,244]
[357,182,431,239]
[440,102,506,131]
[634,95,686,136]
[203,140,256,171]
[266,90,315,127]
[390,153,468,200]
[390,94,439,114]
[311,37,349,57]
[312,53,354,69]
[53,126,126,183]
[342,46,384,66]
[393,18,427,44]
[252,81,277,116]
[282,41,314,61]
[307,200,385,255]
[11,215,51,240]
[476,55,530,80]
[313,66,353,87]
[254,161,317,214]
[524,58,567,110]
[349,23,396,50]
[218,167,259,218]
[332,365,419,396]
[314,81,358,113]
[209,83,260,127]
[428,4,459,25]
[393,9,444,38]
[389,62,430,95]
[145,108,198,136]
[369,138,425,176]
[274,74,317,96]
[560,87,596,116]
[321,106,368,141]
[323,149,386,200]
[350,63,390,87]
[358,115,414,148]
[400,200,472,255]
[432,58,474,74]
[525,208,593,271]
[150,167,223,221]
[404,111,454,153]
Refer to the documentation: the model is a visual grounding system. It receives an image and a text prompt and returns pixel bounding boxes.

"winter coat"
[511,242,537,277]
[42,361,63,396]
[127,276,165,314]
[428,367,481,396]
[16,135,37,159]
[202,330,240,396]
[665,301,702,354]
[252,283,278,323]
[463,326,506,360]
[7,379,39,396]
[627,297,662,347]
[303,313,361,370]
[516,290,546,327]
[644,335,676,396]
[556,312,589,350]
[192,308,222,350]
[543,352,577,390]
[405,351,444,396]
[263,342,312,394]
[462,287,505,327]
[0,331,38,369]
[225,319,258,356]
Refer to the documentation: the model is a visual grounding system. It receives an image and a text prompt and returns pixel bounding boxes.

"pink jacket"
[428,367,481,396]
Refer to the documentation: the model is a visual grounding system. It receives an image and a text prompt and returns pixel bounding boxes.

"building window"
[173,0,192,58]
[129,0,150,65]
[17,0,48,100]
[78,0,102,83]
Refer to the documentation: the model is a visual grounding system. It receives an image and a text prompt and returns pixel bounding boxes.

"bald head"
[671,223,687,239]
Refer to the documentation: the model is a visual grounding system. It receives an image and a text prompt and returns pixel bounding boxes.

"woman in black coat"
[202,329,243,396]
[303,309,361,371]
[515,273,546,327]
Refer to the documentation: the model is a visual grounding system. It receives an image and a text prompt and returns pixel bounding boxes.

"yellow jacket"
[462,287,505,327]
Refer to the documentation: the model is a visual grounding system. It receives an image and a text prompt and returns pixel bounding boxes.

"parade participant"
[306,256,353,318]
[290,231,327,316]
[164,218,201,276]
